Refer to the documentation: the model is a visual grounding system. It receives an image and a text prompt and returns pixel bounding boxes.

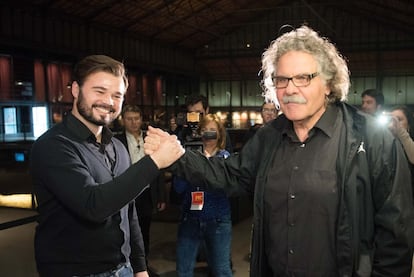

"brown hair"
[199,114,226,150]
[121,104,142,117]
[73,55,128,89]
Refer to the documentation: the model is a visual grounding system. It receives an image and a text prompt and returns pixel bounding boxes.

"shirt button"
[293,166,299,170]
[289,249,294,254]
[290,194,296,199]
[289,222,295,227]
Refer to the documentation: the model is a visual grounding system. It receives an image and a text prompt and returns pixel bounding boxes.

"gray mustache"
[282,95,307,104]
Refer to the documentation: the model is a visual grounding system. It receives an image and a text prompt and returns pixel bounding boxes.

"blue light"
[14,152,25,162]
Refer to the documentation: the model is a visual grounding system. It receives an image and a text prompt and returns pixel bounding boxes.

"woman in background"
[388,105,414,163]
[387,104,414,275]
[173,114,232,277]
[388,105,414,199]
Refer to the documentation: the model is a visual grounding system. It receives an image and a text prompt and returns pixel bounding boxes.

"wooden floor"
[1,206,413,277]
[0,206,251,277]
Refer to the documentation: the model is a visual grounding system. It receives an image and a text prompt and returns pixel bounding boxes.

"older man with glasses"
[145,25,414,277]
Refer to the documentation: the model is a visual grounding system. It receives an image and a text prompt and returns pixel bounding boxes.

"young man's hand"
[145,126,184,168]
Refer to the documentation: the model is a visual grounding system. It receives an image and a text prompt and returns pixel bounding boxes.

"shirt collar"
[280,104,339,138]
[125,130,142,139]
[314,104,339,138]
[65,113,114,145]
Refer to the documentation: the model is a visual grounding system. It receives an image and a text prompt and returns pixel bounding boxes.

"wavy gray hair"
[261,25,350,109]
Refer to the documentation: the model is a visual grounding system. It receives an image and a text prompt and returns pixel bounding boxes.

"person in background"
[183,94,235,271]
[173,114,232,277]
[183,94,233,153]
[387,105,414,275]
[145,26,414,276]
[115,105,167,270]
[168,115,179,135]
[167,114,184,138]
[361,88,384,116]
[387,105,414,194]
[388,105,414,163]
[30,55,184,277]
[243,101,278,144]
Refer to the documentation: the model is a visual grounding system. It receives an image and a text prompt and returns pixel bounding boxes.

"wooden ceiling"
[16,0,281,49]
[3,0,414,79]
[16,0,412,49]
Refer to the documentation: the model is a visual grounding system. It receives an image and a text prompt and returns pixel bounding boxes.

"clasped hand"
[144,126,185,169]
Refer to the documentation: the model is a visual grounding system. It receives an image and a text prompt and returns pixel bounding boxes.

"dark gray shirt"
[31,113,160,276]
[264,105,342,276]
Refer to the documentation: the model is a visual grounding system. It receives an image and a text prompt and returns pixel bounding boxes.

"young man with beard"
[145,26,414,276]
[30,55,184,277]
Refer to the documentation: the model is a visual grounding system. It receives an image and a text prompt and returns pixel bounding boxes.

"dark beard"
[77,89,116,126]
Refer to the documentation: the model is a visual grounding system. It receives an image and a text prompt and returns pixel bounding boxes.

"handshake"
[144,126,185,169]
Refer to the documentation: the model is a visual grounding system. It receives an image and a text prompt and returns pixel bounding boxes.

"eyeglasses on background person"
[262,108,277,114]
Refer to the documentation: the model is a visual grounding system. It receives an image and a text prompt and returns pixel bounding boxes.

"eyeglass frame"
[272,72,319,89]
[262,108,277,114]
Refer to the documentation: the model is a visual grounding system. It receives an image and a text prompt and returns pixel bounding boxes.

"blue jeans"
[176,215,232,277]
[74,263,133,277]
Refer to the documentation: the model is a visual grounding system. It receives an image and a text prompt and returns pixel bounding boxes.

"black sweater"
[30,113,160,276]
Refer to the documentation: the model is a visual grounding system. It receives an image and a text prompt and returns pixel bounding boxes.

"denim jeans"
[176,215,232,277]
[74,262,133,277]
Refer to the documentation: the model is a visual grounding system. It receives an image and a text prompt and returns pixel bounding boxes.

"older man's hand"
[145,126,184,168]
[134,271,149,277]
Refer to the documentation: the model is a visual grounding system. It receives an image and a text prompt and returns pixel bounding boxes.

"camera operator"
[181,94,233,153]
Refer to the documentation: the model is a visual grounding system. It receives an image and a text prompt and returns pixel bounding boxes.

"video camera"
[180,112,217,153]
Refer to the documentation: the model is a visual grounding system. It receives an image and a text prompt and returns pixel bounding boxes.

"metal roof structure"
[2,0,414,79]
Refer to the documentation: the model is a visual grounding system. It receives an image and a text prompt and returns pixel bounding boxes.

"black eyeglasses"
[272,72,319,89]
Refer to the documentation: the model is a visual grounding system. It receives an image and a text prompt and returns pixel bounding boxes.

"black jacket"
[170,102,414,277]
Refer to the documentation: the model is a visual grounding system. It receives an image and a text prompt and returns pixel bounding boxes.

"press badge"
[191,191,204,210]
